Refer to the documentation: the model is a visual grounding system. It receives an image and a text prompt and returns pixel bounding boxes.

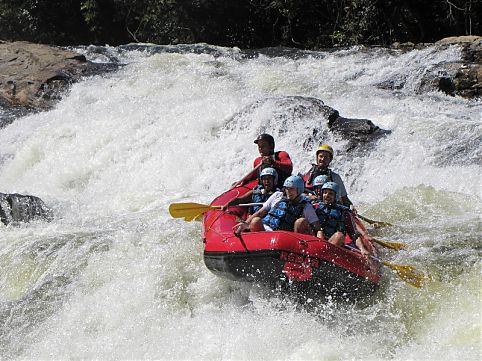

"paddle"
[358,214,393,228]
[354,217,406,251]
[169,202,263,222]
[346,245,425,288]
[372,238,406,251]
[379,258,425,288]
[231,162,263,188]
[169,202,221,221]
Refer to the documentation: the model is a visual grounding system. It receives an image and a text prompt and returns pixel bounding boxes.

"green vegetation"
[0,0,479,47]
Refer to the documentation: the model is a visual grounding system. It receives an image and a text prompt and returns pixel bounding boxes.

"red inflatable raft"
[202,180,382,300]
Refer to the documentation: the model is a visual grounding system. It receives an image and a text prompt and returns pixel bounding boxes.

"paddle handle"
[209,203,263,211]
[221,202,263,209]
[237,203,263,207]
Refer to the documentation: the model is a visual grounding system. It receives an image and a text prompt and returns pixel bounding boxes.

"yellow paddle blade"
[358,214,393,228]
[382,260,425,288]
[354,216,404,251]
[168,202,222,221]
[373,238,406,251]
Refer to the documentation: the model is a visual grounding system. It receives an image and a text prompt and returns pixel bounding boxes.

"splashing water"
[0,43,480,360]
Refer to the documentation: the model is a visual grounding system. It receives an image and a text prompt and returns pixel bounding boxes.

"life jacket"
[315,203,349,238]
[306,165,334,188]
[250,185,278,214]
[262,196,308,231]
[258,151,290,188]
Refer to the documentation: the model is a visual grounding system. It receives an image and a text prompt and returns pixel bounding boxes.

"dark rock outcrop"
[220,96,390,155]
[431,36,481,98]
[0,40,118,124]
[329,116,389,143]
[0,193,53,225]
[387,36,481,98]
[304,101,390,152]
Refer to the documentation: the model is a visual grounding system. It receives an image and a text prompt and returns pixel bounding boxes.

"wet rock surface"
[301,99,391,152]
[0,193,53,225]
[221,96,390,155]
[387,36,481,98]
[0,40,118,126]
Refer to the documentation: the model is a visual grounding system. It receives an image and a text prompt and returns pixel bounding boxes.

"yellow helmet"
[316,144,334,158]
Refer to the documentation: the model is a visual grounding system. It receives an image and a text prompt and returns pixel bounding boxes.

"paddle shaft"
[358,214,393,227]
[169,201,265,222]
[345,245,423,288]
[346,244,393,265]
[232,162,264,188]
[234,202,263,207]
[354,216,405,251]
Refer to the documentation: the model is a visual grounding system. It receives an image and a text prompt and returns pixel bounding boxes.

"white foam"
[0,44,480,360]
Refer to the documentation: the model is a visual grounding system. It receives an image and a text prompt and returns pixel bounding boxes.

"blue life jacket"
[262,196,308,231]
[315,203,349,238]
[250,185,278,214]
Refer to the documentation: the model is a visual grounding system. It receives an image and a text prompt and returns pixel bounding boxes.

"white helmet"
[313,174,330,187]
[259,167,278,185]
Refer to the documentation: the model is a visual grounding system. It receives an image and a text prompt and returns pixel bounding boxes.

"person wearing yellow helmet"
[305,144,354,210]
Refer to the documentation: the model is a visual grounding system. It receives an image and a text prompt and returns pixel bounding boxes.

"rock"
[0,193,53,225]
[436,35,481,47]
[220,96,390,155]
[320,108,390,152]
[0,40,118,122]
[433,36,481,98]
[329,116,389,141]
[384,36,481,98]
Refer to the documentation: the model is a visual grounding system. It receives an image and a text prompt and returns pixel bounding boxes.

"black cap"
[254,133,275,149]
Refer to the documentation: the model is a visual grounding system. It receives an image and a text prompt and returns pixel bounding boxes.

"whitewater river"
[0,43,480,360]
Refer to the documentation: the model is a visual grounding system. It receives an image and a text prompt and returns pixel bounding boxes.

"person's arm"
[303,203,321,234]
[246,206,269,224]
[222,190,253,210]
[272,151,293,175]
[235,191,280,233]
[355,237,370,257]
[231,159,262,187]
[235,205,270,234]
[343,211,360,241]
[345,212,374,257]
[352,215,377,256]
[332,172,354,209]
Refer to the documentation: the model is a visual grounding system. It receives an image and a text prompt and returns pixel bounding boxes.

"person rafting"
[236,175,321,235]
[314,182,371,257]
[222,167,280,214]
[306,174,330,202]
[231,133,293,189]
[304,144,354,210]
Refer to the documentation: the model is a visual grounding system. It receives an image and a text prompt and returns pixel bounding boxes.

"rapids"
[0,43,480,360]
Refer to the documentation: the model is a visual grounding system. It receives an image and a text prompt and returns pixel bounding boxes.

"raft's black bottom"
[204,250,379,302]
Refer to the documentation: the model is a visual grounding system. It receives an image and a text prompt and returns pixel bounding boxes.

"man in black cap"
[232,133,293,188]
